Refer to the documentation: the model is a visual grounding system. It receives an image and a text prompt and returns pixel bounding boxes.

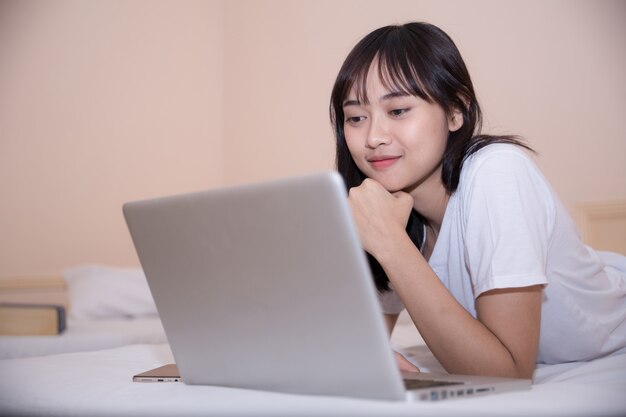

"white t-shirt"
[379,143,626,364]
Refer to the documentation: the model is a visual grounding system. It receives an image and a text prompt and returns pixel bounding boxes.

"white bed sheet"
[0,317,167,360]
[1,324,625,417]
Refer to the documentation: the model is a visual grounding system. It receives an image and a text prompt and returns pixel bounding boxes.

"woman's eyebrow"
[342,99,360,107]
[342,92,410,108]
[380,91,410,102]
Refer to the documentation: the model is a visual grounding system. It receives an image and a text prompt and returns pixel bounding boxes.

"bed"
[0,315,625,417]
[0,316,166,360]
[1,249,625,416]
[0,265,167,360]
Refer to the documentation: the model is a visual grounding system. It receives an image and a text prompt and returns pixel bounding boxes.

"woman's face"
[342,65,462,196]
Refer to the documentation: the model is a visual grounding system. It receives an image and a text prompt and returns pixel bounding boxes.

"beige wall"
[1,0,624,276]
[0,0,225,275]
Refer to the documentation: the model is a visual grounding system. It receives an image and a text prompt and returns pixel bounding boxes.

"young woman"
[329,22,626,379]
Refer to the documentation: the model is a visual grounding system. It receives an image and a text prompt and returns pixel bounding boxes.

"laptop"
[123,171,530,401]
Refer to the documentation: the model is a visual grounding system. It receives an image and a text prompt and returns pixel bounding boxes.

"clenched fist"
[348,178,414,260]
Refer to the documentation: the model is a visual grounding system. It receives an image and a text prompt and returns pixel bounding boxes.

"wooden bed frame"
[0,275,68,308]
[575,200,626,255]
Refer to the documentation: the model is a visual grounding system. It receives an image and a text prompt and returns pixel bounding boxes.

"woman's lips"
[368,156,401,169]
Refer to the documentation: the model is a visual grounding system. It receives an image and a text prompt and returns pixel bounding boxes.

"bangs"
[343,46,433,106]
[330,22,467,135]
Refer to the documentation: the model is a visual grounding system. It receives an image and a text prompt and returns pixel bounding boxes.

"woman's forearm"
[377,233,540,379]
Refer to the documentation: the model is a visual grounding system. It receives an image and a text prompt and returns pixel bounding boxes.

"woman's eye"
[345,116,365,124]
[390,108,410,117]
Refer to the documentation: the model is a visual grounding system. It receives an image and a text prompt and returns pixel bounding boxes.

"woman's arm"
[379,231,542,379]
[349,179,542,379]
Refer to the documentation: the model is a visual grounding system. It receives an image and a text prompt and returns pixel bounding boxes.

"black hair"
[329,22,532,292]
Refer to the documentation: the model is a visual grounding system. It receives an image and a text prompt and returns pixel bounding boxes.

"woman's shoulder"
[467,142,534,165]
[456,142,554,207]
[461,143,538,182]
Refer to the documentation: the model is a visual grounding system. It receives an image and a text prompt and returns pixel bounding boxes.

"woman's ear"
[448,94,469,132]
[448,107,463,132]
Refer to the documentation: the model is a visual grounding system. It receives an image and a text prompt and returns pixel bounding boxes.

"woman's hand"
[348,178,414,258]
[395,350,420,373]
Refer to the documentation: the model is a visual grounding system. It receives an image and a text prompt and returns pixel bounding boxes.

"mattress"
[1,266,623,416]
[1,340,624,417]
[0,317,166,359]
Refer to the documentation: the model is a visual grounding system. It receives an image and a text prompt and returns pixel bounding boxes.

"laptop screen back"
[123,172,406,400]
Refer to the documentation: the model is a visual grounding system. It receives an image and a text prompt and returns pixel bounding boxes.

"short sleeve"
[460,147,553,296]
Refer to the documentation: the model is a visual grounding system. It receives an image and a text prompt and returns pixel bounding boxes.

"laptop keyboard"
[403,379,462,390]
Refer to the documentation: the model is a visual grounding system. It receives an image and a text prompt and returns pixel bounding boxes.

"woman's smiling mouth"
[367,155,401,170]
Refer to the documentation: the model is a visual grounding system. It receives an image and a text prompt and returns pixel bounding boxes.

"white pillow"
[63,265,158,319]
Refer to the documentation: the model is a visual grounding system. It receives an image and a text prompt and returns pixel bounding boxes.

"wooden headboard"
[575,201,626,255]
[0,275,69,309]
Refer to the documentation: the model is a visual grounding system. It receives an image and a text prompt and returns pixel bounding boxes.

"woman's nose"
[365,116,391,148]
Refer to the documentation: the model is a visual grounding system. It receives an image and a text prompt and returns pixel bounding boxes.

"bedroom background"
[0,0,624,277]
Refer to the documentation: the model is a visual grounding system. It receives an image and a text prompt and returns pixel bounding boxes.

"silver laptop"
[123,171,530,401]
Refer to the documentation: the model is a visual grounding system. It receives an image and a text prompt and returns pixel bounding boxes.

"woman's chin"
[375,178,406,193]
